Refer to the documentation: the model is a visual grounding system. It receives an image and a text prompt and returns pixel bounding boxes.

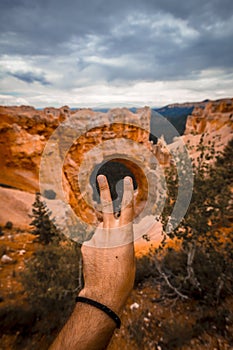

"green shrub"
[5,221,13,229]
[156,137,233,305]
[44,189,56,200]
[0,305,36,336]
[161,320,194,349]
[135,252,158,285]
[21,241,82,335]
[156,246,233,304]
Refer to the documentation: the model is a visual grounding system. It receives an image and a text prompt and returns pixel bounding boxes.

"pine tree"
[22,193,82,336]
[30,192,59,244]
[156,136,233,303]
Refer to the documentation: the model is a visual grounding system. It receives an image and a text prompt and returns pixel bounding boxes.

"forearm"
[49,296,118,350]
[50,176,135,350]
[49,247,134,350]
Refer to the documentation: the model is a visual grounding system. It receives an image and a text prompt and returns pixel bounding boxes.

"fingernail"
[125,176,132,184]
[97,174,105,184]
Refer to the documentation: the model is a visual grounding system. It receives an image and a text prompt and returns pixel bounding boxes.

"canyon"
[0,98,232,248]
[0,98,232,350]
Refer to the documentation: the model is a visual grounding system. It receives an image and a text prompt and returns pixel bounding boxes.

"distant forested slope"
[150,102,207,143]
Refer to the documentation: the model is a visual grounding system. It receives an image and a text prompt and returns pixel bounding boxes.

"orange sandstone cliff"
[0,99,232,238]
[0,106,157,235]
[183,98,233,150]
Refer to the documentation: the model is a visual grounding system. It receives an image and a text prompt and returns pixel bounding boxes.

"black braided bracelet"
[75,296,121,329]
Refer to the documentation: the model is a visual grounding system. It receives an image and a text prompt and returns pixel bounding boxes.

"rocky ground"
[0,228,35,305]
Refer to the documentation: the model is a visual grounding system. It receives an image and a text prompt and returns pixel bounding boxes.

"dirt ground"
[0,229,232,350]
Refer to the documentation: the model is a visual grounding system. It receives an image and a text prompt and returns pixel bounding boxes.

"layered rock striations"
[184,98,233,143]
[0,105,70,192]
[39,107,161,241]
[0,99,232,238]
[0,106,160,238]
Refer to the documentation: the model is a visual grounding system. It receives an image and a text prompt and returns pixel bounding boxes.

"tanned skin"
[49,175,135,350]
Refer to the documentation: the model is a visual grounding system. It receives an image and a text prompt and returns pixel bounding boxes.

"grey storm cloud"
[9,71,50,85]
[0,0,233,85]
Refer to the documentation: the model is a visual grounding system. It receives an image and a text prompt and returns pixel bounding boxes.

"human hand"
[79,175,135,314]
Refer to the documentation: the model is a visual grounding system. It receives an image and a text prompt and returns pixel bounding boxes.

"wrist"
[78,288,124,315]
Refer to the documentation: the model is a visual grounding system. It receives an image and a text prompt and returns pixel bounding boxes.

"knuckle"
[99,183,109,191]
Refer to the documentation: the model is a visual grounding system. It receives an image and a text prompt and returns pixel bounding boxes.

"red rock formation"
[183,98,233,155]
[185,98,233,136]
[0,105,70,191]
[0,106,157,235]
[1,99,232,238]
[39,107,156,232]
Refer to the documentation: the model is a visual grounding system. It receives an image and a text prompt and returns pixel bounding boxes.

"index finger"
[97,174,114,225]
[120,176,134,225]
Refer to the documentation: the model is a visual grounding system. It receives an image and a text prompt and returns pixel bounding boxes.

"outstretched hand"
[50,175,136,350]
[79,174,136,313]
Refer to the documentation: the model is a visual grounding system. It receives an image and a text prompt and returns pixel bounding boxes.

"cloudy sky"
[0,0,233,108]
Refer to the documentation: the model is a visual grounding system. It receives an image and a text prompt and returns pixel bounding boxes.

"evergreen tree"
[22,193,82,336]
[156,136,233,303]
[30,192,59,244]
[160,135,232,249]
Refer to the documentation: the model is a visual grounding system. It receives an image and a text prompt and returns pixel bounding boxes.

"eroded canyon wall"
[0,106,158,235]
[0,99,232,235]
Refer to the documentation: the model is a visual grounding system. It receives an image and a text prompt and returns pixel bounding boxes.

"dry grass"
[0,228,233,350]
[0,228,36,306]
